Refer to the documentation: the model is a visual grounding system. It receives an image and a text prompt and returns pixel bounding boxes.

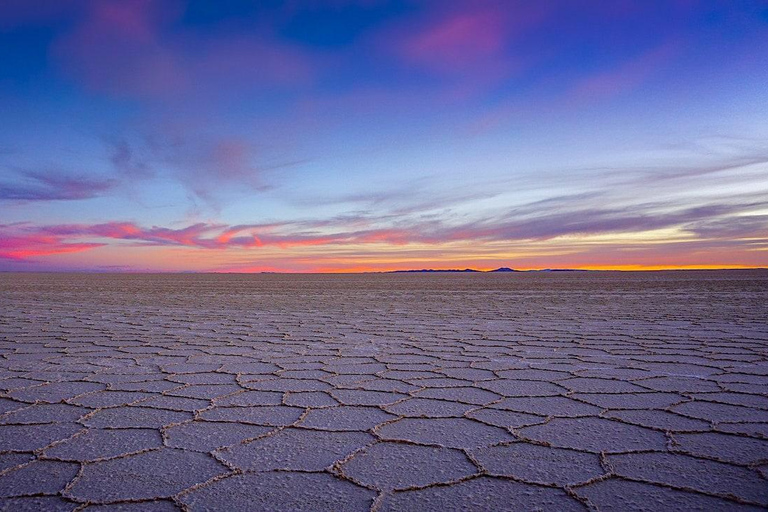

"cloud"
[568,41,681,103]
[50,0,314,99]
[0,134,282,206]
[2,185,765,271]
[373,2,550,100]
[145,133,281,202]
[398,9,508,74]
[0,171,115,201]
[393,2,549,72]
[686,215,768,240]
[0,229,104,261]
[101,127,301,205]
[2,191,765,264]
[109,139,153,180]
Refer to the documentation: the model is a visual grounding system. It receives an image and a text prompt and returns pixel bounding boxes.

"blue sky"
[1,0,767,271]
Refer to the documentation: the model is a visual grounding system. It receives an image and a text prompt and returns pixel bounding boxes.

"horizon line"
[2,266,767,275]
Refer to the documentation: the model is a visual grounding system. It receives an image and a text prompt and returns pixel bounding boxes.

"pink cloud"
[35,222,263,250]
[568,41,681,103]
[18,221,420,255]
[208,140,255,181]
[0,233,104,261]
[77,222,222,248]
[3,193,764,265]
[52,0,186,97]
[377,2,551,101]
[401,9,508,73]
[145,133,274,201]
[390,3,549,74]
[51,0,314,99]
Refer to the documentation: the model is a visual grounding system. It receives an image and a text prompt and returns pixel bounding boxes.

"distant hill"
[489,267,517,272]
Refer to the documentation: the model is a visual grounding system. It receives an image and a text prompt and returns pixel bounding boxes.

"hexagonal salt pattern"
[180,472,376,511]
[1,271,767,510]
[340,442,476,490]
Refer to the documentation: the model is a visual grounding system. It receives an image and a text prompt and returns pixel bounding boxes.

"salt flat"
[0,271,767,511]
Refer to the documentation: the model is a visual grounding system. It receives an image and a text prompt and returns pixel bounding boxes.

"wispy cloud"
[108,139,153,180]
[0,171,115,201]
[143,131,296,204]
[397,8,511,74]
[568,41,681,104]
[2,191,765,265]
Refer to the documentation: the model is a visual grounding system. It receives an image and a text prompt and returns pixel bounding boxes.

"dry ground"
[0,271,767,511]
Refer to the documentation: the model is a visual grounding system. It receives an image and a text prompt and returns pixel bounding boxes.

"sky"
[1,0,767,272]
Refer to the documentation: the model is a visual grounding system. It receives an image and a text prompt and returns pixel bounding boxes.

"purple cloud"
[51,0,315,99]
[0,171,115,201]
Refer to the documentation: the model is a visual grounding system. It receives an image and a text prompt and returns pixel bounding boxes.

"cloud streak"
[0,231,104,261]
[2,192,765,267]
[0,171,115,201]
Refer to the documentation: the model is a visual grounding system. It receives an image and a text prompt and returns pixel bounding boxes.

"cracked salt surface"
[0,271,767,510]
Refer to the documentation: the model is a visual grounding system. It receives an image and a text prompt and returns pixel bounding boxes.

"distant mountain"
[387,267,591,273]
